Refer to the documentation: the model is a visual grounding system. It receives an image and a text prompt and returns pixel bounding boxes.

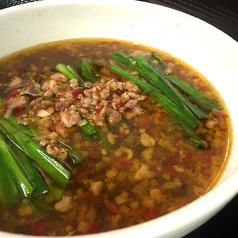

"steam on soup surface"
[0,39,231,236]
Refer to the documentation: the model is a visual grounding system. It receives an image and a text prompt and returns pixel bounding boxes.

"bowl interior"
[0,1,238,237]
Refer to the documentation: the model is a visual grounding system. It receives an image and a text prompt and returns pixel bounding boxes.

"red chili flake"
[159,112,167,121]
[211,147,218,154]
[201,151,212,164]
[190,75,198,80]
[163,164,177,176]
[211,111,228,118]
[147,130,155,137]
[87,221,100,234]
[179,158,194,167]
[164,58,171,63]
[1,103,8,117]
[25,218,33,225]
[56,88,68,98]
[150,165,157,172]
[140,122,150,129]
[202,140,209,149]
[48,124,55,132]
[105,199,123,215]
[94,105,103,116]
[4,90,20,100]
[111,41,120,44]
[179,74,186,80]
[9,86,18,92]
[87,148,98,158]
[159,205,168,216]
[173,68,180,77]
[219,127,228,132]
[113,162,123,170]
[116,156,130,168]
[11,108,23,117]
[141,207,150,219]
[61,218,73,228]
[129,208,141,216]
[100,41,109,44]
[197,84,206,92]
[9,68,21,77]
[167,151,180,163]
[179,197,188,207]
[175,64,183,70]
[75,171,90,182]
[32,220,49,236]
[201,170,211,178]
[97,144,103,149]
[82,191,93,201]
[113,102,122,109]
[96,88,102,97]
[156,128,163,134]
[72,88,84,98]
[148,206,160,219]
[54,99,61,108]
[61,50,72,55]
[25,81,33,88]
[16,63,25,70]
[180,173,189,182]
[34,75,40,81]
[114,89,123,96]
[174,134,182,143]
[118,132,125,138]
[81,106,90,113]
[142,115,150,121]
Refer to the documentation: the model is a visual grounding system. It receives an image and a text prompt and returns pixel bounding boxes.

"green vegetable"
[110,65,204,147]
[97,128,111,152]
[9,138,48,197]
[78,118,97,136]
[56,63,86,89]
[81,58,97,83]
[0,152,19,204]
[30,77,43,96]
[56,64,75,79]
[26,123,40,140]
[35,164,64,202]
[0,132,35,197]
[58,138,85,164]
[0,117,70,188]
[151,52,221,111]
[29,199,53,217]
[31,199,53,213]
[111,52,199,126]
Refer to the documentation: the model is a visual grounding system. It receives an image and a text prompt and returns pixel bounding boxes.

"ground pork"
[46,144,68,161]
[134,164,156,181]
[60,109,81,127]
[11,96,29,109]
[54,196,74,212]
[90,181,103,196]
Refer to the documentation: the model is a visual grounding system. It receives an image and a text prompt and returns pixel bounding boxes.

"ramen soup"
[0,39,231,236]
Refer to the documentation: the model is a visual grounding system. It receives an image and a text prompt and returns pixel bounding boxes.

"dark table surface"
[1,0,238,237]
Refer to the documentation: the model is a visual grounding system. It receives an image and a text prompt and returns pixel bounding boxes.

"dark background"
[0,0,238,237]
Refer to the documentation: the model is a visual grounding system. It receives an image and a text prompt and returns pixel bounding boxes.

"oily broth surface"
[0,38,231,236]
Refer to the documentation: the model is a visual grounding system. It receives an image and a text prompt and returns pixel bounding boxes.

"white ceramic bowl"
[0,1,238,237]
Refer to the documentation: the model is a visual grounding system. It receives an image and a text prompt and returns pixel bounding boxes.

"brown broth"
[0,38,231,236]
